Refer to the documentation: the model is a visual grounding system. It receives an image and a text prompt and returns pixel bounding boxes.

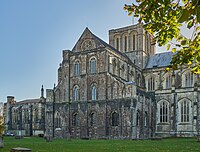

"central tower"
[109,23,155,68]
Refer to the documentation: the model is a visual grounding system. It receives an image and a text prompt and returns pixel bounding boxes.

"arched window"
[132,34,136,50]
[124,36,128,52]
[136,111,140,126]
[180,100,190,122]
[185,72,193,87]
[74,60,80,76]
[90,112,96,126]
[121,65,125,79]
[175,72,182,88]
[159,101,169,123]
[91,85,97,100]
[90,58,97,74]
[113,59,117,75]
[148,77,155,91]
[122,86,126,98]
[72,113,78,126]
[55,116,61,128]
[73,85,79,101]
[166,75,172,89]
[112,112,119,126]
[116,38,120,50]
[130,71,134,81]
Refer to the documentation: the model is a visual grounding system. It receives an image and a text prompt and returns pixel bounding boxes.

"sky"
[0,0,164,102]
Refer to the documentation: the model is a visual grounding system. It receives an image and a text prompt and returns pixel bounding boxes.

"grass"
[1,137,200,152]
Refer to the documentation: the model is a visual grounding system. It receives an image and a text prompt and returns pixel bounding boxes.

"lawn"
[1,137,200,152]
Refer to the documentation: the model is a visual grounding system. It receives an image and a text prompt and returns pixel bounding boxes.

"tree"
[124,0,200,74]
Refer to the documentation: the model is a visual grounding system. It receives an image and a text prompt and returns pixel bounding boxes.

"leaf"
[196,26,200,31]
[178,9,190,23]
[187,20,194,29]
[188,61,192,65]
[165,67,170,72]
[167,44,171,50]
[197,55,200,61]
[172,48,176,53]
[182,0,189,4]
[197,6,200,23]
[181,40,187,45]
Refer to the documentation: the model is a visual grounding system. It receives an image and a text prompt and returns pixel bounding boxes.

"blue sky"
[0,0,162,102]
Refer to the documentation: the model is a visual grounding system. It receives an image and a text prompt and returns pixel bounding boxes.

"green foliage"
[124,0,200,74]
[2,137,200,152]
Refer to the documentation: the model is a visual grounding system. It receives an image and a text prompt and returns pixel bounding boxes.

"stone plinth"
[10,147,32,152]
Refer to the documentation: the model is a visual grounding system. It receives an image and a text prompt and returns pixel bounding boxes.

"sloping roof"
[72,27,134,65]
[145,52,173,69]
[91,32,134,64]
[16,98,41,105]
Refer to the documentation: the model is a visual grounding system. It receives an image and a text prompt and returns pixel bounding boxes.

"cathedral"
[45,23,200,139]
[4,89,45,136]
[4,23,200,139]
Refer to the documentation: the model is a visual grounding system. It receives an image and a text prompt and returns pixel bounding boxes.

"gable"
[72,27,135,65]
[72,27,105,52]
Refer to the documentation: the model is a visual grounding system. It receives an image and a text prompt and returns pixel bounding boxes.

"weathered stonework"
[4,87,45,136]
[6,24,198,139]
[45,24,200,139]
[45,24,156,139]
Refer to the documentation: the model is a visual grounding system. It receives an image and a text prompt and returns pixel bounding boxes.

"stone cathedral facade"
[4,87,45,136]
[45,24,200,139]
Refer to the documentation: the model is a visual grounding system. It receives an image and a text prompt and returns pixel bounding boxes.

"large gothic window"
[166,74,172,89]
[55,115,61,128]
[159,101,169,123]
[111,112,119,126]
[148,77,155,91]
[73,85,79,101]
[90,58,97,74]
[72,113,78,126]
[74,60,80,76]
[185,72,193,87]
[91,85,97,100]
[180,100,190,123]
